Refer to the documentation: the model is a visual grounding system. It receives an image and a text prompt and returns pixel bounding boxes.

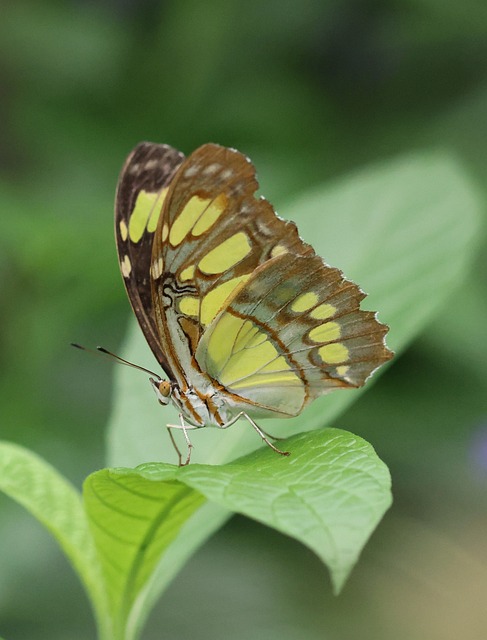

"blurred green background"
[1,1,486,638]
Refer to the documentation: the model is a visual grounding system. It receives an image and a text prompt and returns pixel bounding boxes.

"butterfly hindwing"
[115,142,184,375]
[195,251,393,417]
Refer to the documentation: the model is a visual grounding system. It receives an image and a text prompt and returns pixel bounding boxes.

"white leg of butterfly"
[166,412,289,465]
[166,414,198,466]
[218,412,290,457]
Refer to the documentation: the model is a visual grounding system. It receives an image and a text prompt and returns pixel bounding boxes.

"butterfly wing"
[126,141,392,418]
[149,143,314,385]
[115,142,184,375]
[195,251,393,418]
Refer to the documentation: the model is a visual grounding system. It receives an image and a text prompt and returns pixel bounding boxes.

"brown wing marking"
[115,142,184,376]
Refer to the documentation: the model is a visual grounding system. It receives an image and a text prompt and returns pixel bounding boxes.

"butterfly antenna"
[70,343,162,379]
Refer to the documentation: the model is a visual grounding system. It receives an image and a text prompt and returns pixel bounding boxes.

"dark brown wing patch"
[115,142,184,376]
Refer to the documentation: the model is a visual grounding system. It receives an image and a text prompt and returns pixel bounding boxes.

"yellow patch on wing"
[169,195,208,246]
[121,255,132,277]
[198,232,251,275]
[204,313,244,372]
[203,312,305,415]
[192,193,227,236]
[169,193,225,246]
[200,274,250,326]
[233,319,258,351]
[129,189,166,242]
[180,265,195,282]
[179,297,200,318]
[220,338,278,385]
[151,256,164,279]
[119,219,128,241]
[310,303,336,320]
[309,322,341,343]
[291,292,319,313]
[232,369,302,391]
[336,365,350,376]
[245,328,268,348]
[318,343,349,364]
[147,188,168,232]
[162,223,169,242]
[271,244,288,258]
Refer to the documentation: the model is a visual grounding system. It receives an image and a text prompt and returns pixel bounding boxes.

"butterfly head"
[150,377,172,406]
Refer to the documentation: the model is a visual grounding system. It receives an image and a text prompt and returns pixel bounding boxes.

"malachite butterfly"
[115,142,393,463]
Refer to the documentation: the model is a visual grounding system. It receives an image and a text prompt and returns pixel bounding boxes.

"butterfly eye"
[149,377,172,405]
[159,381,171,397]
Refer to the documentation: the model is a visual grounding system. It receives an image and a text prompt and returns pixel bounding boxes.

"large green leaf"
[86,429,390,639]
[0,442,111,639]
[178,429,391,593]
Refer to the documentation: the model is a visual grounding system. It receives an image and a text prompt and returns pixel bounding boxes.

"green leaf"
[83,467,205,639]
[0,442,111,639]
[178,429,391,593]
[86,429,390,638]
[105,151,481,630]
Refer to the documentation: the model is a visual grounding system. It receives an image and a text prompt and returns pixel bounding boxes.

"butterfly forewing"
[115,142,184,376]
[149,144,314,382]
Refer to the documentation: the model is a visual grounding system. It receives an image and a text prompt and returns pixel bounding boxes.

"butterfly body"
[115,141,393,458]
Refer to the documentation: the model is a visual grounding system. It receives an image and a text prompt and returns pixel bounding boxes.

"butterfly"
[115,142,393,464]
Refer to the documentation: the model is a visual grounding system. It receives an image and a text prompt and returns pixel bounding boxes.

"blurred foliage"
[0,0,486,638]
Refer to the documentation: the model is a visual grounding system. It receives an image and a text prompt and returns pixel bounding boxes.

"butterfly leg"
[257,427,287,442]
[166,415,198,466]
[220,412,290,457]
